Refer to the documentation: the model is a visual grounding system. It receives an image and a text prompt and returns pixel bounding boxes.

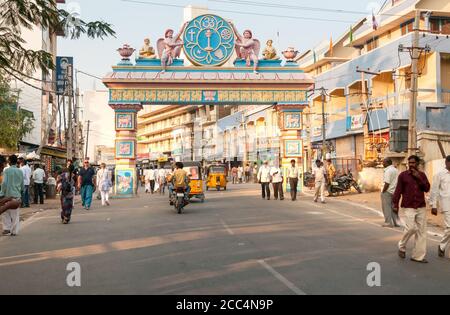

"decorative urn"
[117,44,135,61]
[282,47,299,62]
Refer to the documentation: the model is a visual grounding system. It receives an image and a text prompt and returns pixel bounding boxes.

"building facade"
[297,0,450,179]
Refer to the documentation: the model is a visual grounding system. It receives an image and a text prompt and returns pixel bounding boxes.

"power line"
[76,69,103,81]
[121,0,356,24]
[209,0,405,17]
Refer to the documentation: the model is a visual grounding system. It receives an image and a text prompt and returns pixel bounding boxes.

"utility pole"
[74,86,80,160]
[356,67,379,162]
[66,64,73,161]
[85,120,91,159]
[408,9,421,157]
[320,87,327,159]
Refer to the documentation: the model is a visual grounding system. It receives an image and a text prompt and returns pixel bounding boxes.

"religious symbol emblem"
[183,14,235,66]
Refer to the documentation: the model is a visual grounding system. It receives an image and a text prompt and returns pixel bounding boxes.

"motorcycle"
[303,172,314,189]
[172,187,188,214]
[329,172,362,196]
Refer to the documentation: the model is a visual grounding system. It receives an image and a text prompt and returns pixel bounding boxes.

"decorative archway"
[103,14,313,197]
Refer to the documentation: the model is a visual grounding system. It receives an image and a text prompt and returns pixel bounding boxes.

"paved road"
[0,184,449,295]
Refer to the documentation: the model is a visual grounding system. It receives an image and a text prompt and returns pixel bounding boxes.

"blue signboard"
[56,56,73,95]
[183,15,235,67]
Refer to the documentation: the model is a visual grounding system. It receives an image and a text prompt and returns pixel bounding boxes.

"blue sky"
[58,0,385,91]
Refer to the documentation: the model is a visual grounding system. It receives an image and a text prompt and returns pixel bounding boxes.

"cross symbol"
[188,29,196,41]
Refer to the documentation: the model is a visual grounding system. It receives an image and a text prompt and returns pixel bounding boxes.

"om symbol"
[202,17,216,29]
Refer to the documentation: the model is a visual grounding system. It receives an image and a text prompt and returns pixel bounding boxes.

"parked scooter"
[329,172,362,196]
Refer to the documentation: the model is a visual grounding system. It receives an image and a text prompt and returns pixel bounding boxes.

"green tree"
[0,0,115,76]
[0,75,35,149]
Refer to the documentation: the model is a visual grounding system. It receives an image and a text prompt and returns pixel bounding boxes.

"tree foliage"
[0,75,35,149]
[0,0,116,76]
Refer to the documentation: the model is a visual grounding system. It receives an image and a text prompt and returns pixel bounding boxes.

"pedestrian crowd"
[0,155,114,233]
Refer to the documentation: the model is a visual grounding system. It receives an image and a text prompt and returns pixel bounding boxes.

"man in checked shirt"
[393,155,431,263]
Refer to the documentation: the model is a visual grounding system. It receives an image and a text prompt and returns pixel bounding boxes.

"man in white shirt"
[270,165,284,201]
[287,159,300,201]
[313,160,327,204]
[32,164,45,204]
[157,167,166,195]
[257,161,272,200]
[430,155,450,258]
[381,158,400,228]
[19,158,32,208]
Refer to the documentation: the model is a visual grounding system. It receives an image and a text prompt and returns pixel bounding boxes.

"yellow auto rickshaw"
[206,164,227,191]
[183,162,205,202]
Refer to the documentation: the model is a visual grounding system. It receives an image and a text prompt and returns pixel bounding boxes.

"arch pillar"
[109,103,143,197]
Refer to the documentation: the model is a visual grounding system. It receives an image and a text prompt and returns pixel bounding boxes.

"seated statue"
[139,38,157,59]
[262,40,279,60]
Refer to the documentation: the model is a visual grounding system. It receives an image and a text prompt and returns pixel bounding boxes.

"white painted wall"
[81,90,115,161]
[13,25,45,146]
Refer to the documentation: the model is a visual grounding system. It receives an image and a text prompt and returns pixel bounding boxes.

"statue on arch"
[157,23,188,73]
[230,23,260,74]
[262,39,280,60]
[139,38,157,59]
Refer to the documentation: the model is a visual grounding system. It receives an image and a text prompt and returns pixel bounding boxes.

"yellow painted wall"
[328,90,346,122]
[418,53,438,103]
[372,72,395,98]
[441,53,450,89]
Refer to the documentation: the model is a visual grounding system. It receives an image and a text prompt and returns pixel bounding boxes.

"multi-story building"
[298,0,450,181]
[10,0,67,152]
[137,105,197,162]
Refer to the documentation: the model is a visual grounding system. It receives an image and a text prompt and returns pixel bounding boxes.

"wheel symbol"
[221,29,232,40]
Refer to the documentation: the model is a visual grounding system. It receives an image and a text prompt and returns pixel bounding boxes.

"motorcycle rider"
[170,162,190,205]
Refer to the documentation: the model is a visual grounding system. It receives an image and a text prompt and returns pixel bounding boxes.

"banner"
[56,56,73,95]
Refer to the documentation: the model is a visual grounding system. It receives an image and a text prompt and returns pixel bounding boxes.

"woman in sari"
[57,169,74,224]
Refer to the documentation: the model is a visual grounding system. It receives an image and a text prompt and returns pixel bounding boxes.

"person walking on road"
[430,155,450,258]
[270,165,284,201]
[158,167,167,195]
[231,166,238,184]
[381,158,400,228]
[245,164,251,184]
[313,160,327,204]
[258,161,272,200]
[19,158,31,208]
[1,155,23,236]
[78,159,96,210]
[97,163,112,206]
[238,165,244,184]
[287,159,300,201]
[253,163,258,183]
[393,155,431,263]
[148,166,156,194]
[57,168,75,224]
[32,164,45,204]
[326,159,336,196]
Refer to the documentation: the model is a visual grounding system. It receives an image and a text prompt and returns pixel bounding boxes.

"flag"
[372,11,379,30]
[349,26,353,44]
[329,36,333,56]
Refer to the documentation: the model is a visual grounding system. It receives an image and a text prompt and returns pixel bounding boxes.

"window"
[430,18,450,35]
[401,20,414,35]
[367,37,379,52]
